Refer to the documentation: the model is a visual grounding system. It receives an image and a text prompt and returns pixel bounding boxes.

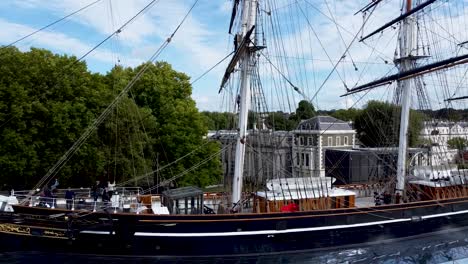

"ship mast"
[231,0,258,211]
[342,0,468,200]
[395,0,415,200]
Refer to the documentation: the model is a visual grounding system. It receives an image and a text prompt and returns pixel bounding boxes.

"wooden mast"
[395,0,414,201]
[231,0,258,212]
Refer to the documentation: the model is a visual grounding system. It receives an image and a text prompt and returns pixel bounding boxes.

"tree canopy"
[447,137,468,150]
[202,100,317,132]
[265,112,296,131]
[289,100,316,123]
[354,100,424,147]
[0,47,221,190]
[201,111,236,130]
[330,108,362,122]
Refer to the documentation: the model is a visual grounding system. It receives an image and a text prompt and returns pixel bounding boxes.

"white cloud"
[0,18,143,66]
[2,0,464,112]
[4,0,229,69]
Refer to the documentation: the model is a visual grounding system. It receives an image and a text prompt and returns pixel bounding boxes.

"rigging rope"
[141,142,233,194]
[191,51,235,85]
[0,0,103,52]
[73,0,162,65]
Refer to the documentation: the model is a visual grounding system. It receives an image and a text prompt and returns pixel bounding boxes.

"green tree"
[265,112,296,130]
[201,111,236,130]
[0,47,222,189]
[291,100,316,121]
[447,137,468,150]
[287,100,316,129]
[330,108,362,122]
[122,62,222,187]
[354,100,424,147]
[447,137,468,164]
[0,47,114,188]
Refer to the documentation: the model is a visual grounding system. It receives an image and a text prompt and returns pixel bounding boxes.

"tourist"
[50,178,59,192]
[92,180,100,202]
[107,181,115,200]
[65,187,75,210]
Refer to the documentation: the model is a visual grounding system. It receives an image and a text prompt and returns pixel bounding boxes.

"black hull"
[2,197,468,256]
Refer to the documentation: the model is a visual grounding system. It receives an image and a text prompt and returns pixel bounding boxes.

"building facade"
[209,130,293,185]
[209,116,357,184]
[420,121,468,165]
[292,116,356,178]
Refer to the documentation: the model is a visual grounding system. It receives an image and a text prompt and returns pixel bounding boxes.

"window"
[296,153,300,166]
[308,137,313,146]
[301,153,305,166]
[344,136,349,145]
[300,136,304,145]
[328,137,332,146]
[336,136,341,146]
[305,154,310,167]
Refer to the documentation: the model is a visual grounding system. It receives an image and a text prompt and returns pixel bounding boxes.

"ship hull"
[1,197,468,256]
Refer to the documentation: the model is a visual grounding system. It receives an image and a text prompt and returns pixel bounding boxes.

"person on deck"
[65,187,75,210]
[50,178,59,192]
[92,180,100,202]
[374,192,382,206]
[107,181,115,200]
[383,192,392,205]
[40,185,52,207]
[102,188,110,206]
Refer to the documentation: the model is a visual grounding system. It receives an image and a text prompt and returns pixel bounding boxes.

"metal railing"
[10,188,234,215]
[22,194,152,214]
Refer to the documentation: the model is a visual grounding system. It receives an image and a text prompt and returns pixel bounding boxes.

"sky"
[0,0,466,112]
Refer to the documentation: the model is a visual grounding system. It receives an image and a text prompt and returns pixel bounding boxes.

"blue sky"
[1,0,466,112]
[0,0,234,111]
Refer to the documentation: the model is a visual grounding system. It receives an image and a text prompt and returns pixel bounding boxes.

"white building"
[420,121,468,165]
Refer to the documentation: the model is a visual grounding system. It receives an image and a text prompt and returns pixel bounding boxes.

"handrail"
[21,194,153,214]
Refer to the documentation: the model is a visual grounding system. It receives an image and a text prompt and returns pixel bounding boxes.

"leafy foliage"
[0,47,221,190]
[289,100,316,123]
[202,100,317,131]
[447,137,468,164]
[265,112,296,131]
[354,100,424,147]
[201,111,237,130]
[330,108,362,122]
[447,137,468,150]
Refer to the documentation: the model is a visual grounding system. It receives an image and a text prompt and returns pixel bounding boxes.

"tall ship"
[1,0,468,256]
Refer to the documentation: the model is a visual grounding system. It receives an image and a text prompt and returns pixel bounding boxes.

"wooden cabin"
[253,187,355,213]
[409,179,468,201]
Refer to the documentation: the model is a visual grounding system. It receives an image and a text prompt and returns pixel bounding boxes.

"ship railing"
[12,188,93,198]
[113,187,143,196]
[19,193,153,214]
[338,183,385,198]
[13,190,249,215]
[12,187,144,199]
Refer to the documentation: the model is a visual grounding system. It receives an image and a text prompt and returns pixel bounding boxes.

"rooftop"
[296,116,353,131]
[424,120,468,128]
[162,186,203,200]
